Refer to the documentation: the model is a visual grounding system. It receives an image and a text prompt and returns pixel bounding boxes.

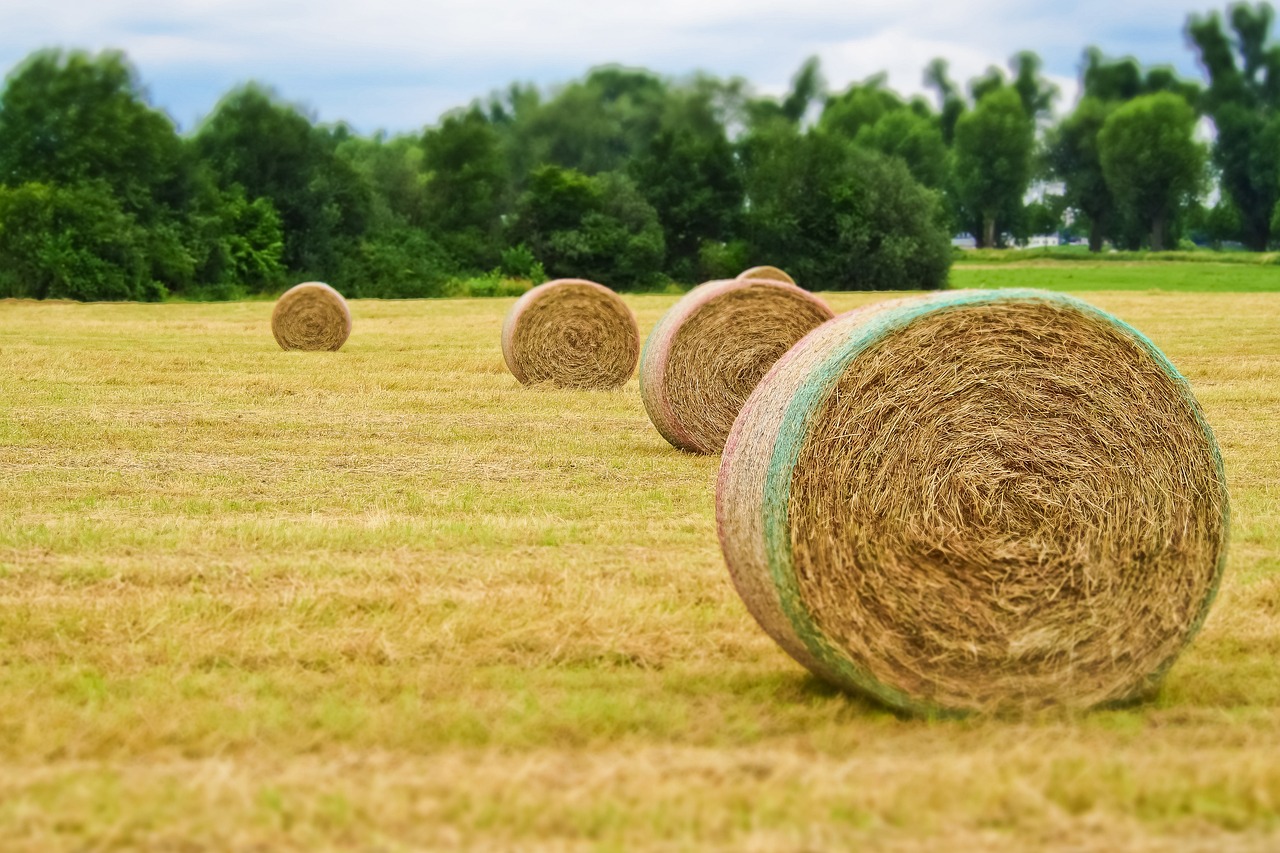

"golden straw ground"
[0,287,1277,849]
[718,289,1230,715]
[270,281,352,351]
[501,278,639,389]
[640,279,834,454]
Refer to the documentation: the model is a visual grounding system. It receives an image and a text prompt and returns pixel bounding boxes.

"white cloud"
[0,0,1218,132]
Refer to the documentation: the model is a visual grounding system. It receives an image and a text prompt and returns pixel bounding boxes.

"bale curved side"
[640,279,834,454]
[717,289,1229,715]
[501,279,639,389]
[271,282,352,352]
[737,266,797,287]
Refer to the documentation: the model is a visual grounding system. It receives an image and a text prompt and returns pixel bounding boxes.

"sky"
[0,0,1224,135]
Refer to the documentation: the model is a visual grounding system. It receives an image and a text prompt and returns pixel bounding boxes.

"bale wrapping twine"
[271,282,352,352]
[640,279,834,454]
[737,266,796,286]
[717,289,1229,715]
[501,279,639,389]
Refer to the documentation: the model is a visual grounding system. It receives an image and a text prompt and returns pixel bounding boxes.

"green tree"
[953,86,1034,247]
[1187,2,1280,249]
[1098,93,1205,250]
[498,67,670,179]
[194,84,371,277]
[924,59,966,145]
[508,166,665,288]
[742,126,950,290]
[820,74,904,139]
[0,181,160,301]
[0,49,207,292]
[852,109,949,189]
[630,93,743,281]
[420,108,510,271]
[1047,97,1116,252]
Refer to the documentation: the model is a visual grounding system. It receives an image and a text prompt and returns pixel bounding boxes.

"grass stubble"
[0,273,1277,850]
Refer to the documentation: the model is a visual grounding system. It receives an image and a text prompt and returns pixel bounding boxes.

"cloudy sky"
[0,0,1221,134]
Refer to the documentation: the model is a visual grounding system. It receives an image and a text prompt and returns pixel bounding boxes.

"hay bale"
[271,282,352,352]
[717,289,1229,715]
[501,279,639,389]
[737,265,796,286]
[640,279,834,454]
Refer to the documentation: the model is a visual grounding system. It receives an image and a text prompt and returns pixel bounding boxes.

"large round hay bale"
[501,279,639,389]
[717,289,1229,715]
[640,279,834,454]
[737,265,796,286]
[271,282,352,352]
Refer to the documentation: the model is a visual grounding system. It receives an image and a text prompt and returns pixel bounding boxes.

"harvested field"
[0,286,1278,850]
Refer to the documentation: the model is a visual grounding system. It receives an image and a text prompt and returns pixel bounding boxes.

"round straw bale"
[640,279,834,454]
[271,282,352,352]
[737,265,796,286]
[717,289,1229,715]
[501,279,639,389]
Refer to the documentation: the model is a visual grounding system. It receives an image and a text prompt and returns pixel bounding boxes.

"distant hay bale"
[501,279,639,389]
[640,279,834,454]
[737,265,796,286]
[271,282,352,352]
[717,289,1229,715]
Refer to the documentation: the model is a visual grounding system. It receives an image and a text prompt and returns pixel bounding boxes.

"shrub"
[0,181,163,301]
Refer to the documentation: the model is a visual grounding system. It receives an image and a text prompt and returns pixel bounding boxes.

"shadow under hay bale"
[717,289,1230,716]
[271,282,352,352]
[640,278,834,454]
[501,278,639,390]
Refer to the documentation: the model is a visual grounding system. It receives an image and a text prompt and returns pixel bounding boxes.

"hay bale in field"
[640,279,835,454]
[717,289,1229,715]
[737,265,796,286]
[501,278,640,389]
[271,282,352,352]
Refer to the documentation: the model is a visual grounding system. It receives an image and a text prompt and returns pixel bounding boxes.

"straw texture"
[737,266,797,286]
[271,282,352,352]
[501,279,639,389]
[640,279,834,454]
[717,289,1230,715]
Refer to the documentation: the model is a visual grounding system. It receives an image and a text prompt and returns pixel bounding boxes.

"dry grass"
[0,291,1278,850]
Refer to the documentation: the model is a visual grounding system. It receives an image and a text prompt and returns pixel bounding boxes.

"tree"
[507,166,665,288]
[1187,2,1280,249]
[952,87,1034,247]
[0,49,209,292]
[1098,93,1205,251]
[497,66,670,179]
[820,74,904,139]
[630,98,743,281]
[851,109,949,189]
[194,84,371,277]
[1047,97,1116,252]
[742,126,950,290]
[0,50,190,217]
[0,181,160,301]
[420,108,510,271]
[820,74,950,190]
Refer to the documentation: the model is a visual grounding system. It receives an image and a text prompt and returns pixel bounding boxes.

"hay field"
[0,287,1277,851]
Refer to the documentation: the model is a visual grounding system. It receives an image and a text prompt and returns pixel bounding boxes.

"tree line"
[0,2,1276,301]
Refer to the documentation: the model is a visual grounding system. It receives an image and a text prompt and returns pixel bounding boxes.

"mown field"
[1,262,1278,850]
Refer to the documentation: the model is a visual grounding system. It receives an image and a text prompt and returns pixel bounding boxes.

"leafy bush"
[507,166,666,289]
[446,271,533,298]
[0,181,164,301]
[696,239,751,283]
[499,244,547,283]
[744,130,951,290]
[337,228,454,298]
